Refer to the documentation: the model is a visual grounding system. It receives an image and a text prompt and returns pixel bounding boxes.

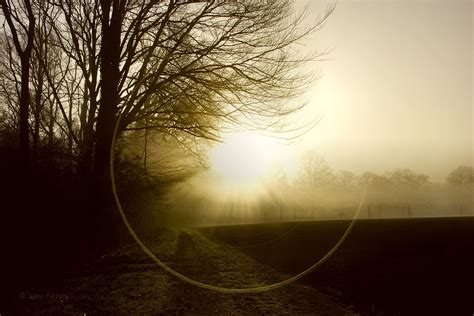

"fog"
[292,0,472,182]
[163,176,472,228]
[112,0,474,229]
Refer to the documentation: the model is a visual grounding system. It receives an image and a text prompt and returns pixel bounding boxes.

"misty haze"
[1,0,472,315]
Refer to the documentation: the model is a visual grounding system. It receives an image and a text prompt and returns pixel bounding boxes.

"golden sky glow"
[206,0,472,186]
[292,0,472,181]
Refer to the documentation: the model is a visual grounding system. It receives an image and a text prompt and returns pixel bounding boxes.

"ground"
[12,228,355,315]
[8,217,473,315]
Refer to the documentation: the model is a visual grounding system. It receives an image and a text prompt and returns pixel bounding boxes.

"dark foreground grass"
[198,216,474,315]
[4,228,354,315]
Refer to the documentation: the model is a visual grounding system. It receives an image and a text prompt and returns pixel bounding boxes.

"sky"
[288,0,472,181]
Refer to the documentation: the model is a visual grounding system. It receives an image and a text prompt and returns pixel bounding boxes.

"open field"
[4,216,473,315]
[198,216,474,315]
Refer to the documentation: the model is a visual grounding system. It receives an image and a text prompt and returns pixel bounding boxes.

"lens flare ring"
[110,110,368,293]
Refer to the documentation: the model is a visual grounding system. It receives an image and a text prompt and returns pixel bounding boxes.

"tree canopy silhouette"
[446,165,474,185]
[2,0,333,175]
[1,0,334,247]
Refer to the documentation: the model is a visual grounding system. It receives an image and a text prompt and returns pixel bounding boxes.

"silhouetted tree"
[1,0,35,167]
[1,0,334,247]
[298,151,335,188]
[357,171,389,187]
[336,170,356,187]
[446,165,474,186]
[385,168,431,218]
[385,168,430,189]
[41,0,333,175]
[296,151,336,217]
[29,4,64,161]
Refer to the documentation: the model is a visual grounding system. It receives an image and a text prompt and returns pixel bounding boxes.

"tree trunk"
[91,0,125,250]
[18,55,32,168]
[47,98,55,147]
[33,64,44,163]
[1,0,35,169]
[94,0,122,178]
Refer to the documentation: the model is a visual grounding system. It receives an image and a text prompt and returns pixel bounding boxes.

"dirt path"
[15,228,356,315]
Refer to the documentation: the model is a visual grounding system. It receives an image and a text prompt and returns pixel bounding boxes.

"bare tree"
[0,36,20,133]
[298,150,335,188]
[1,0,334,246]
[446,165,474,186]
[385,168,430,189]
[358,171,390,187]
[336,170,356,187]
[296,151,336,217]
[385,168,431,218]
[45,0,333,179]
[1,0,35,166]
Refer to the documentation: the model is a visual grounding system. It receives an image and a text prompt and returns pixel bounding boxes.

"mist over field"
[160,168,473,227]
[116,133,473,229]
[1,0,472,314]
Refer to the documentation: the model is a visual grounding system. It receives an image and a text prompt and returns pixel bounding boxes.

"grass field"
[5,216,473,314]
[198,216,474,315]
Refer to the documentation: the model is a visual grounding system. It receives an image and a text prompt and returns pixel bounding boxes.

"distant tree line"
[258,151,473,221]
[292,151,473,189]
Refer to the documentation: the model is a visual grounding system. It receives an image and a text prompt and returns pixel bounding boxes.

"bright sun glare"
[209,131,282,185]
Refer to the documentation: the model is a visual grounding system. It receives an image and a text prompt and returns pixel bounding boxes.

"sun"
[209,131,281,185]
